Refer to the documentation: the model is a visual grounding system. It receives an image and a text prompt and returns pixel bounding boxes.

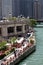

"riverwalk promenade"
[18,25,43,65]
[0,32,36,65]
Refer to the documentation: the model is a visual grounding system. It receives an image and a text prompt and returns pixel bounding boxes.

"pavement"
[0,60,2,65]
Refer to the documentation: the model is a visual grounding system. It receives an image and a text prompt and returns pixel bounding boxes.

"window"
[16,26,22,32]
[7,27,14,33]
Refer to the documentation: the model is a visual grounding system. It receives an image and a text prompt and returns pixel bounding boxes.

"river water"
[18,28,43,65]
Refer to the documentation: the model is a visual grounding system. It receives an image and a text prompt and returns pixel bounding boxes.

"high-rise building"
[20,0,33,18]
[20,0,42,19]
[39,0,43,19]
[12,0,20,17]
[0,0,20,19]
[0,0,2,19]
[0,0,42,20]
[33,0,41,20]
[2,0,12,18]
[0,0,12,19]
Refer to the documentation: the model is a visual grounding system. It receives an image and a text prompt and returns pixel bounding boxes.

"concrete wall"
[0,23,28,38]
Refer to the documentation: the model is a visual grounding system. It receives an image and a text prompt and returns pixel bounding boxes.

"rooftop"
[0,17,29,25]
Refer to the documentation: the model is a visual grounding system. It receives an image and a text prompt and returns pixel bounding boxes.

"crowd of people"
[1,40,33,65]
[1,32,35,65]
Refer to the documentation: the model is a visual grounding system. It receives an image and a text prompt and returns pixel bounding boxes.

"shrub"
[10,37,16,44]
[0,46,7,51]
[0,54,6,60]
[0,41,7,48]
[5,51,10,56]
[10,48,15,53]
[8,17,16,21]
[29,19,37,27]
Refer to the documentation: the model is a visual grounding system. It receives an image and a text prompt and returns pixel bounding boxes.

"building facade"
[0,0,43,20]
[0,0,20,19]
[39,0,43,19]
[33,0,41,20]
[0,19,29,38]
[0,0,2,19]
[12,0,20,17]
[20,0,43,20]
[2,0,12,18]
[20,0,33,18]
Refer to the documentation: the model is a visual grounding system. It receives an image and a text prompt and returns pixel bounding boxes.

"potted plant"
[30,39,34,44]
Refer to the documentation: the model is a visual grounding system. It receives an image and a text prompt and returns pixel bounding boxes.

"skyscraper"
[20,0,33,18]
[39,0,43,19]
[2,0,12,18]
[0,0,2,19]
[12,0,20,17]
[20,0,41,19]
[33,0,41,20]
[0,0,20,19]
[0,0,42,20]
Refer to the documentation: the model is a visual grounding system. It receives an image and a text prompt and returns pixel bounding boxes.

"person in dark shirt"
[14,50,16,57]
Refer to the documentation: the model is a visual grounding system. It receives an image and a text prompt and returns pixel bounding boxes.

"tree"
[0,41,7,48]
[10,37,16,44]
[29,19,37,27]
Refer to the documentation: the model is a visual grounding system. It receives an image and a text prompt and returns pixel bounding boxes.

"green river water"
[18,28,43,65]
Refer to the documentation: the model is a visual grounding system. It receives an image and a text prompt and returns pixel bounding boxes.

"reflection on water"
[18,28,43,65]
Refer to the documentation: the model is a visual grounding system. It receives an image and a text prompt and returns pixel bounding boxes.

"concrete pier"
[10,44,36,65]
